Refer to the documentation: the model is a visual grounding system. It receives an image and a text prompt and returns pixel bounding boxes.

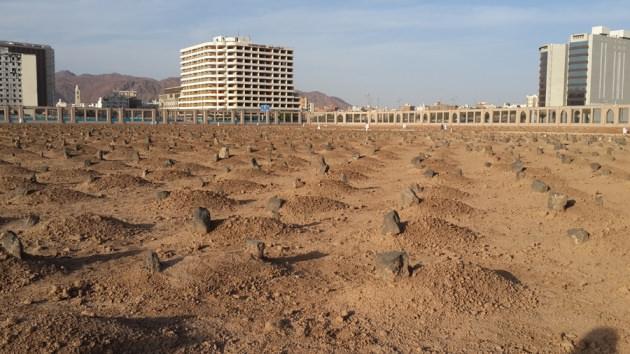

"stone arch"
[509,111,516,123]
[337,114,344,123]
[520,111,527,123]
[573,110,580,123]
[423,114,428,123]
[484,112,490,123]
[606,109,614,124]
[452,113,458,123]
[501,111,508,123]
[620,108,629,124]
[561,111,568,123]
[583,109,591,124]
[593,109,601,123]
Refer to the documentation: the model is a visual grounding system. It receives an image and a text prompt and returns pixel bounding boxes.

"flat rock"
[531,180,550,193]
[548,192,569,212]
[411,155,425,168]
[400,187,421,207]
[192,207,212,234]
[590,162,602,172]
[245,240,266,260]
[23,214,40,227]
[156,191,171,200]
[318,156,329,175]
[266,196,284,212]
[293,178,305,188]
[381,210,402,235]
[567,228,590,244]
[1,231,23,259]
[219,147,230,159]
[423,169,437,178]
[144,250,161,273]
[375,251,410,280]
[511,160,525,173]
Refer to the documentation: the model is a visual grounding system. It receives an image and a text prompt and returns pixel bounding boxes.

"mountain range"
[54,71,351,110]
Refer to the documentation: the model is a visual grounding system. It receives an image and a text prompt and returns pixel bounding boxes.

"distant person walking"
[623,127,628,136]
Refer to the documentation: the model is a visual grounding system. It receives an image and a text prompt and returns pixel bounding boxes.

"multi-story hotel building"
[178,36,299,111]
[0,41,55,106]
[539,26,630,107]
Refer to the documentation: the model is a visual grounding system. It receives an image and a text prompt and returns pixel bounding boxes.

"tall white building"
[539,26,630,107]
[0,47,38,106]
[178,36,299,111]
[0,41,55,106]
[526,94,539,107]
[538,44,567,107]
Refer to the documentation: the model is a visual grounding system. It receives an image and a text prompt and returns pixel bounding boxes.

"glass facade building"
[538,27,630,107]
[566,40,589,106]
[538,51,548,106]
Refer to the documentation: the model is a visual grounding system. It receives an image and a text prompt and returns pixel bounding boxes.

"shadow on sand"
[570,327,618,354]
[26,249,142,272]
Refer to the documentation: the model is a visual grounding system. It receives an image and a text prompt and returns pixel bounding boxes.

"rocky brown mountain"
[54,71,352,110]
[295,90,351,111]
[54,71,179,104]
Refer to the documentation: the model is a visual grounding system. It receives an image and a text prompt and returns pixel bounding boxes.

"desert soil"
[0,124,629,353]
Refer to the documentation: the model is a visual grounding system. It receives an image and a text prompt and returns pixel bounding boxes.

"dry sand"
[1,124,629,353]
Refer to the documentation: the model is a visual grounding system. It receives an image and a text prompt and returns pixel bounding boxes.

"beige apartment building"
[0,41,55,106]
[178,36,299,111]
[538,44,567,107]
[159,86,181,109]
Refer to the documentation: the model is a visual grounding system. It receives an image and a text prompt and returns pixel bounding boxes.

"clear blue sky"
[2,0,629,106]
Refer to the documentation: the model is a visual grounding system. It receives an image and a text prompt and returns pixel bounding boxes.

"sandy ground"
[1,124,629,353]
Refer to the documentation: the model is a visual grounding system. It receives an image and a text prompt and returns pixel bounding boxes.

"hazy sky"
[2,0,630,106]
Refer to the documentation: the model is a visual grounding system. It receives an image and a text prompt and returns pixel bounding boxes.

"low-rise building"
[474,102,497,109]
[159,86,181,109]
[298,96,315,112]
[426,101,458,111]
[101,90,142,108]
[526,95,539,107]
[400,103,415,111]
